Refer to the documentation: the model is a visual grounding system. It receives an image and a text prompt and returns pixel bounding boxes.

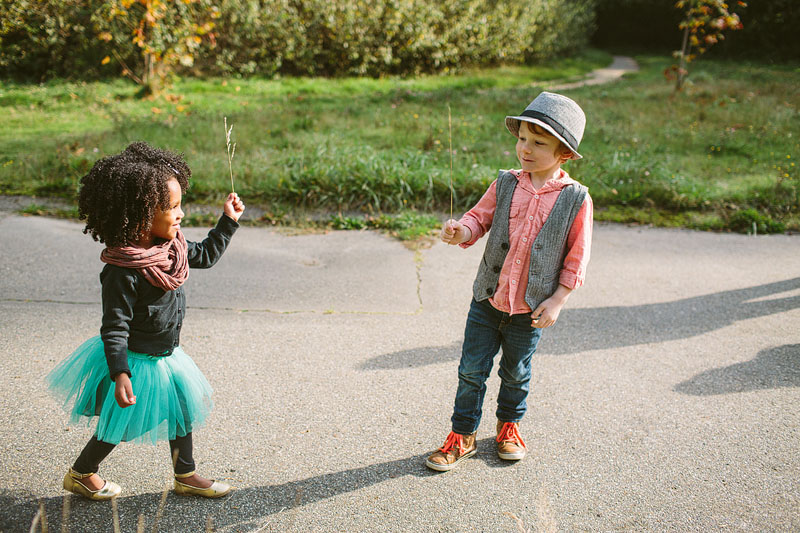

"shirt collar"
[509,168,575,193]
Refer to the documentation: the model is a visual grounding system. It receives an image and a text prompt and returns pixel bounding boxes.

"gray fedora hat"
[505,91,586,159]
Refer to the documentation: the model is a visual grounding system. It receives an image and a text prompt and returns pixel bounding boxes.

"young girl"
[47,141,244,499]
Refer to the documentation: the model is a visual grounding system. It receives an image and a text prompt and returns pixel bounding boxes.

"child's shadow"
[3,439,506,532]
[674,343,800,395]
[361,277,800,369]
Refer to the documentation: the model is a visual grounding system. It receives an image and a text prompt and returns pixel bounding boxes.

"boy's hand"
[441,219,471,245]
[531,285,572,328]
[114,373,136,408]
[530,298,562,328]
[224,193,245,222]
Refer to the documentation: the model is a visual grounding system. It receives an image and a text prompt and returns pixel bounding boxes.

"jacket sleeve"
[100,266,137,380]
[186,214,239,269]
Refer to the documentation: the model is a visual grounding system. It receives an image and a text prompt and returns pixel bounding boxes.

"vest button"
[486,288,493,295]
[501,242,509,250]
[493,266,500,273]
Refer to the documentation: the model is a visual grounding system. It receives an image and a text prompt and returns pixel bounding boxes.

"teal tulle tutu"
[46,336,213,445]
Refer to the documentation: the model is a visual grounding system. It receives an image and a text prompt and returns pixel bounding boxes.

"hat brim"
[505,116,582,160]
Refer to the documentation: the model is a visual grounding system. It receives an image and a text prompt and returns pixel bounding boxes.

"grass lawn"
[1,49,798,237]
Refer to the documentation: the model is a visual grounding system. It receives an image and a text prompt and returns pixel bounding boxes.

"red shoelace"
[438,431,466,455]
[496,422,526,448]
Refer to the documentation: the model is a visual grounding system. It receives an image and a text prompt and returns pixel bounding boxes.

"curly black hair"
[78,142,190,247]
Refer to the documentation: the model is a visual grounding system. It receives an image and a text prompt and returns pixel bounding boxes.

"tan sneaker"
[496,421,526,461]
[425,431,477,471]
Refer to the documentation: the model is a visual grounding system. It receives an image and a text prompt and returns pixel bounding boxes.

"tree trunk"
[676,25,690,91]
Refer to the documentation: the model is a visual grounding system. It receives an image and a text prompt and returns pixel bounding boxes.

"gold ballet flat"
[173,471,231,498]
[63,468,121,501]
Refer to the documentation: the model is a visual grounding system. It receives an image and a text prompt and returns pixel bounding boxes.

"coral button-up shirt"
[459,169,593,315]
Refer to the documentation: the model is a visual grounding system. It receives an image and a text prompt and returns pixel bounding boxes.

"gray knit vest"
[472,170,588,310]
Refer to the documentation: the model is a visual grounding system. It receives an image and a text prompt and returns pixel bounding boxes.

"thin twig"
[448,104,454,221]
[41,500,48,533]
[503,512,530,533]
[536,487,558,533]
[252,508,287,532]
[112,496,121,533]
[224,117,236,194]
[112,50,144,86]
[29,505,42,533]
[151,481,170,533]
[60,494,70,533]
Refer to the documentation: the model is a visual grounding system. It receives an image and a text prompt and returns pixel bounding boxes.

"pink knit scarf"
[101,231,189,291]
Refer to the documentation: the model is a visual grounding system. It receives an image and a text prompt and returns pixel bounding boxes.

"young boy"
[426,91,593,471]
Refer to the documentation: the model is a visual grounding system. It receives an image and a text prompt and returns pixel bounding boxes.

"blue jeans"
[451,298,543,435]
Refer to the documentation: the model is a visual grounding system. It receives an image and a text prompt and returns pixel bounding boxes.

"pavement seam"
[1,298,424,316]
[3,246,427,316]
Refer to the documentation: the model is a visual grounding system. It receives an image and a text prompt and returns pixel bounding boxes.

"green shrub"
[0,0,111,80]
[2,0,596,81]
[203,0,595,77]
[727,208,786,234]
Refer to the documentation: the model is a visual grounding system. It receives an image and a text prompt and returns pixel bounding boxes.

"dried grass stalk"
[536,487,558,533]
[448,104,454,220]
[29,502,43,533]
[224,117,237,194]
[60,494,70,533]
[151,481,170,533]
[112,495,121,533]
[503,512,530,533]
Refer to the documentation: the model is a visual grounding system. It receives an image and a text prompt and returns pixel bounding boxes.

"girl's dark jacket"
[99,215,238,379]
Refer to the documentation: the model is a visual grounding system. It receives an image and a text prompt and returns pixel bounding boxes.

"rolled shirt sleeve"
[558,195,593,289]
[458,179,498,248]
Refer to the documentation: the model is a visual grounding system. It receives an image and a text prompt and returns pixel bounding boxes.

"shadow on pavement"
[1,438,519,532]
[360,341,462,370]
[673,344,800,396]
[362,277,800,369]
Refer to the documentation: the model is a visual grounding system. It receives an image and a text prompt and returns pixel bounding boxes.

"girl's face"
[149,178,184,243]
[515,122,569,178]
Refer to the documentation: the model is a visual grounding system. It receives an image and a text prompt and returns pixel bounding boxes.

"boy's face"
[515,121,569,176]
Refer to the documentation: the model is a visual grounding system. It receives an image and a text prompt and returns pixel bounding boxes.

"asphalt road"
[1,212,798,532]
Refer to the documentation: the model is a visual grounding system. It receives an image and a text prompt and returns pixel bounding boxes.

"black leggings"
[72,433,196,475]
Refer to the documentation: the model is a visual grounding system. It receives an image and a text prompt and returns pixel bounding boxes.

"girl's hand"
[441,219,471,245]
[224,193,245,222]
[114,373,136,408]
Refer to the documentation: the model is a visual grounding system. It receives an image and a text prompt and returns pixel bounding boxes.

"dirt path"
[549,55,639,90]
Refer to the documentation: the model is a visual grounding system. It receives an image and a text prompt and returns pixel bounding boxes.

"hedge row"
[0,0,596,81]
